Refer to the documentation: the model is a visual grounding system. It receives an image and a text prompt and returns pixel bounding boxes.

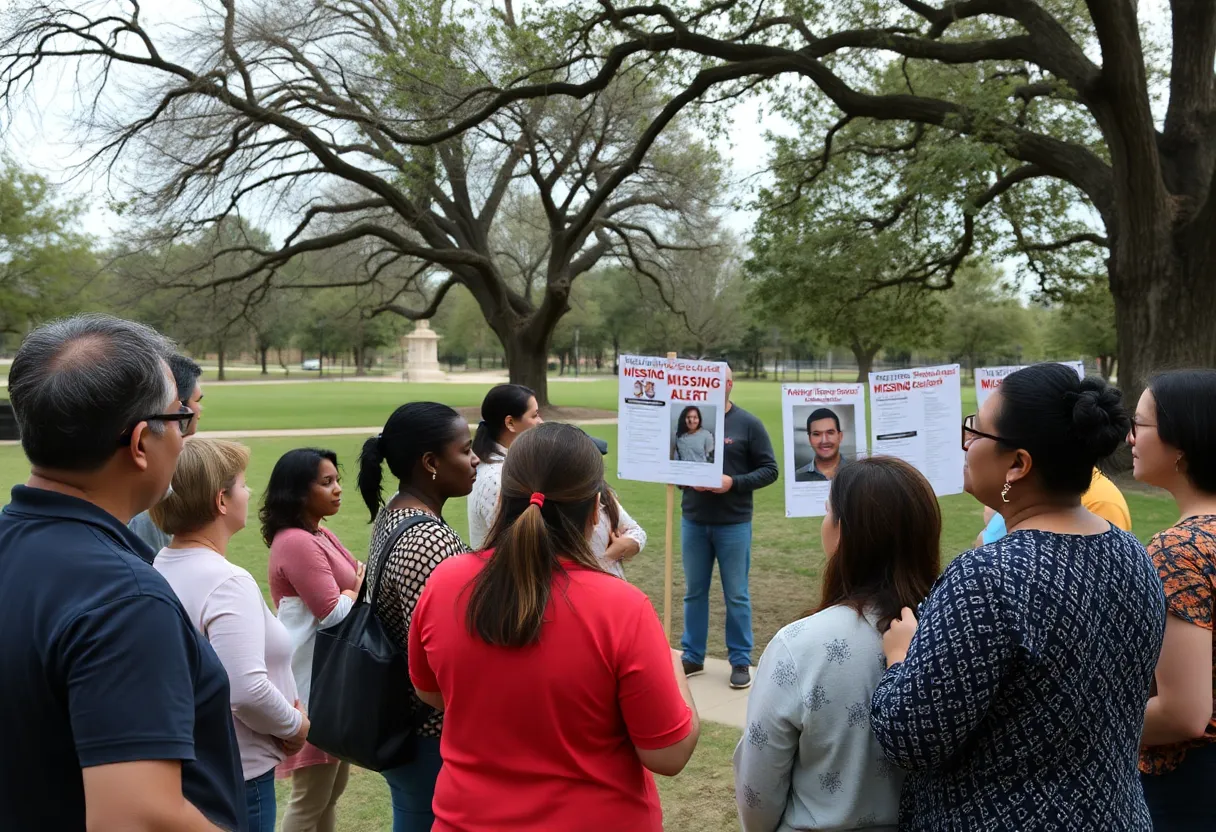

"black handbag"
[307,514,436,771]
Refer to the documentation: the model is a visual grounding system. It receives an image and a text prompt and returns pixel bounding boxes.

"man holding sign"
[680,366,778,690]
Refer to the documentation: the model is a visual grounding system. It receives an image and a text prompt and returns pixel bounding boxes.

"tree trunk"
[1112,222,1216,409]
[850,341,879,384]
[259,346,269,375]
[559,352,567,376]
[354,344,366,377]
[1098,355,1115,380]
[503,331,552,405]
[217,344,226,382]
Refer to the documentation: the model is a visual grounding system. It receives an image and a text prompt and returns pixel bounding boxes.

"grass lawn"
[0,377,1178,829]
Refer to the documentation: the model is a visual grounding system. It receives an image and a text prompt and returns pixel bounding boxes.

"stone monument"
[402,320,447,382]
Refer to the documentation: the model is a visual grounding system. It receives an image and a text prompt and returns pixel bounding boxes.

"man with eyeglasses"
[0,316,243,831]
[129,353,205,551]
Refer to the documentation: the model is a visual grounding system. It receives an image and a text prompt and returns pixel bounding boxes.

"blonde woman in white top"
[467,384,543,549]
[151,438,309,832]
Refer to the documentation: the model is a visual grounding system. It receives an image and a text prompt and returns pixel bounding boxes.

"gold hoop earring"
[1001,482,1012,503]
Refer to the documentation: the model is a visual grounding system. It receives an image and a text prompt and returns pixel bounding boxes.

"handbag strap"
[361,513,442,610]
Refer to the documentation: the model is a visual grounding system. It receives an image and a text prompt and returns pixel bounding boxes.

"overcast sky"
[1,0,1170,248]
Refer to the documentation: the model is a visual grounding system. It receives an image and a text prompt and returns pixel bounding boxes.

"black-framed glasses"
[118,405,195,446]
[1130,419,1156,438]
[962,414,1011,451]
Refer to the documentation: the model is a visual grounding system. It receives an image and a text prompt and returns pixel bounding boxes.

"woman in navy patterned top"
[871,363,1166,830]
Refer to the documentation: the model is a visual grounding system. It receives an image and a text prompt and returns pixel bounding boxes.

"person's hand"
[883,607,918,666]
[352,561,367,593]
[603,529,640,563]
[709,475,733,494]
[280,700,310,757]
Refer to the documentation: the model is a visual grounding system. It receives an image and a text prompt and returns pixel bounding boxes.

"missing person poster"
[617,355,727,488]
[975,361,1086,409]
[869,364,964,497]
[782,384,867,518]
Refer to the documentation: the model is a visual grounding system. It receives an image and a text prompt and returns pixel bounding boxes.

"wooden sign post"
[664,351,677,640]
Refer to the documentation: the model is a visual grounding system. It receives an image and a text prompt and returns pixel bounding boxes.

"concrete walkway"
[688,658,752,729]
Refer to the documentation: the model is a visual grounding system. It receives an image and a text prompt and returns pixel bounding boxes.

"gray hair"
[8,315,177,472]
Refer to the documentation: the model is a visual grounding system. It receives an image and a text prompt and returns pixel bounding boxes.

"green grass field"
[0,378,1178,830]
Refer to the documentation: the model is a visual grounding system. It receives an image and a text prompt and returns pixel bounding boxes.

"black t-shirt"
[681,404,779,525]
[0,486,245,831]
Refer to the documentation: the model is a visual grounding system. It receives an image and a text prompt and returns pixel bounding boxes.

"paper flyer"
[869,364,964,497]
[782,383,867,518]
[975,361,1086,409]
[616,355,727,488]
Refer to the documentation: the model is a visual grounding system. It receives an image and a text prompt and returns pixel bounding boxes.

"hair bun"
[1069,378,1129,459]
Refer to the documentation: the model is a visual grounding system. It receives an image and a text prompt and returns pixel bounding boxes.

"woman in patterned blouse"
[467,384,543,550]
[1130,370,1216,830]
[733,457,940,831]
[872,363,1165,831]
[356,402,480,832]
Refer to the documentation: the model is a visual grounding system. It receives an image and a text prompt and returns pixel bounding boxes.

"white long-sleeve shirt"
[155,546,302,781]
[467,444,507,551]
[590,499,647,578]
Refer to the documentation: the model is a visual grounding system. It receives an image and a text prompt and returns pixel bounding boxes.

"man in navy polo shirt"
[0,316,245,830]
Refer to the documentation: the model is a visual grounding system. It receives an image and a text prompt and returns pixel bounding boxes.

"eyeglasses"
[962,414,1011,451]
[118,404,195,446]
[1130,419,1156,438]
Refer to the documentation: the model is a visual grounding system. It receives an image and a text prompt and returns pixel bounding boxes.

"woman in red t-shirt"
[409,423,699,831]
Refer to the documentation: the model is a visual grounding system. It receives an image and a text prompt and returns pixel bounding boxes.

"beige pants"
[280,761,351,832]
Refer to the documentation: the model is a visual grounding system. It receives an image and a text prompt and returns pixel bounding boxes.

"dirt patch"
[453,405,616,423]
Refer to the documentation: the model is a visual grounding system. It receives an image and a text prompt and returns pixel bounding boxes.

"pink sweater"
[268,526,358,772]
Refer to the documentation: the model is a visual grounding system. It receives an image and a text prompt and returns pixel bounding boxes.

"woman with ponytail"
[409,423,699,831]
[467,383,542,549]
[356,402,478,832]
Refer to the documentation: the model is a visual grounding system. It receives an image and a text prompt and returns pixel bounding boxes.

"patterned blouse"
[366,506,469,738]
[871,528,1165,831]
[1140,515,1216,775]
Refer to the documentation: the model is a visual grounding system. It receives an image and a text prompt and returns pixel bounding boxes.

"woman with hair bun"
[1130,369,1216,830]
[467,384,543,550]
[408,423,698,830]
[871,363,1165,831]
[356,402,479,832]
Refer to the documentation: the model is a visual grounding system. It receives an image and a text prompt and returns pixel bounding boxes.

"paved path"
[688,658,751,730]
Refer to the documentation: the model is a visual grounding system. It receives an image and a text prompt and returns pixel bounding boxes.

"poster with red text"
[617,355,726,488]
[782,383,867,517]
[975,361,1085,410]
[869,364,964,497]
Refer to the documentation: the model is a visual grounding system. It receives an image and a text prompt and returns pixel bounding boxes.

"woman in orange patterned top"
[1130,369,1216,831]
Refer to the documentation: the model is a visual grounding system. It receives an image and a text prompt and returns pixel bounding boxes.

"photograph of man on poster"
[794,407,851,482]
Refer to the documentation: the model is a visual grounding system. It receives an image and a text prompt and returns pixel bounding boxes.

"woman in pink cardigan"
[263,448,365,832]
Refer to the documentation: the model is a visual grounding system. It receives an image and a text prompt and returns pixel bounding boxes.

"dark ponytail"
[358,402,467,521]
[472,383,536,460]
[467,423,604,647]
[600,482,621,533]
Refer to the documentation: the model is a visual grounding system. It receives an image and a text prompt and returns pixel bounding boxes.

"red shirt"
[409,553,692,831]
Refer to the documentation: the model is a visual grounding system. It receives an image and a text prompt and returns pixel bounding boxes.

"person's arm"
[63,596,229,830]
[1142,536,1214,745]
[731,418,778,493]
[83,760,228,832]
[871,551,1013,770]
[733,636,801,832]
[604,500,647,562]
[206,576,305,741]
[618,600,699,776]
[1142,614,1213,745]
[408,580,445,712]
[276,532,351,623]
[467,466,500,551]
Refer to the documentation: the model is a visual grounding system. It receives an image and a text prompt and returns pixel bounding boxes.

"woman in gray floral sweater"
[733,457,940,831]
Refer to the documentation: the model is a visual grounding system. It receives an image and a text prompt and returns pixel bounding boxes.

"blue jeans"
[681,518,753,667]
[244,769,277,832]
[382,736,443,832]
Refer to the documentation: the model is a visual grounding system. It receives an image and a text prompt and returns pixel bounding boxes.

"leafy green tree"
[1048,280,1119,379]
[939,263,1036,373]
[0,160,94,341]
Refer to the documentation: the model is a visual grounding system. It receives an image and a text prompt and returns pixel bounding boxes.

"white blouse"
[590,498,647,578]
[467,444,506,551]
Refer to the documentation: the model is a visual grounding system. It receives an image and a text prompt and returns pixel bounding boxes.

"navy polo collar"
[3,485,158,564]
